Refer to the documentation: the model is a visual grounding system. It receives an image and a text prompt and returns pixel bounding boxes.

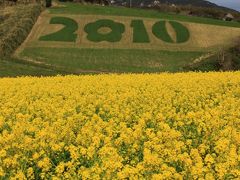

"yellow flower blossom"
[0,167,5,177]
[56,162,65,174]
[0,116,4,128]
[0,150,7,158]
[27,167,34,180]
[0,72,239,178]
[204,154,214,164]
[37,157,52,172]
[214,138,230,153]
[10,171,26,180]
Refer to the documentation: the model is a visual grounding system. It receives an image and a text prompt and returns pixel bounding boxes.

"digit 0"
[152,20,190,43]
[84,19,125,42]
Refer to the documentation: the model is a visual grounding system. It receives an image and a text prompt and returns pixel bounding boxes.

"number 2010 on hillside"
[40,17,190,44]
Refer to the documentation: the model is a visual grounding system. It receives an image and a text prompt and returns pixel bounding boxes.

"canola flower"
[0,72,239,179]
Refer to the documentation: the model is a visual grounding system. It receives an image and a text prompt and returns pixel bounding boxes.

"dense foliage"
[0,73,239,179]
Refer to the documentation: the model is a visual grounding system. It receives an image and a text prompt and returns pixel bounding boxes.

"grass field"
[24,13,240,51]
[1,2,239,76]
[0,58,61,77]
[19,47,203,73]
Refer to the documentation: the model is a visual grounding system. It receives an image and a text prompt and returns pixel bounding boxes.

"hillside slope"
[13,2,239,74]
[1,2,240,77]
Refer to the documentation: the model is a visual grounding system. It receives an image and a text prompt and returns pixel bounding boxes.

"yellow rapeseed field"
[0,72,239,179]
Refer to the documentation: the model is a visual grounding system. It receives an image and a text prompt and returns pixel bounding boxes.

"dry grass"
[97,27,112,34]
[188,23,240,48]
[165,21,177,43]
[1,6,15,15]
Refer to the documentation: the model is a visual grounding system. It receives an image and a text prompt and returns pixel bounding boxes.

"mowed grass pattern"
[170,21,190,43]
[20,47,203,72]
[21,12,240,51]
[152,21,174,43]
[131,20,150,43]
[39,17,78,42]
[11,3,240,75]
[84,19,125,42]
[152,21,190,43]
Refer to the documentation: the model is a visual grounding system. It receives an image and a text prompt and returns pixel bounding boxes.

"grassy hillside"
[0,58,62,77]
[1,2,240,77]
[20,48,203,73]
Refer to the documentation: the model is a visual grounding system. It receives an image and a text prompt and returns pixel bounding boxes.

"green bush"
[0,4,41,57]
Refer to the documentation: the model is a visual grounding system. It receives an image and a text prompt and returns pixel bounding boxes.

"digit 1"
[131,20,150,43]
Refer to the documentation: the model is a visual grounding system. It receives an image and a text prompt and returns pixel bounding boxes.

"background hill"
[105,0,240,26]
[109,0,238,12]
[129,0,218,7]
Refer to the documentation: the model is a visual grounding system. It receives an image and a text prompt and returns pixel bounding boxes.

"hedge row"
[0,4,41,56]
